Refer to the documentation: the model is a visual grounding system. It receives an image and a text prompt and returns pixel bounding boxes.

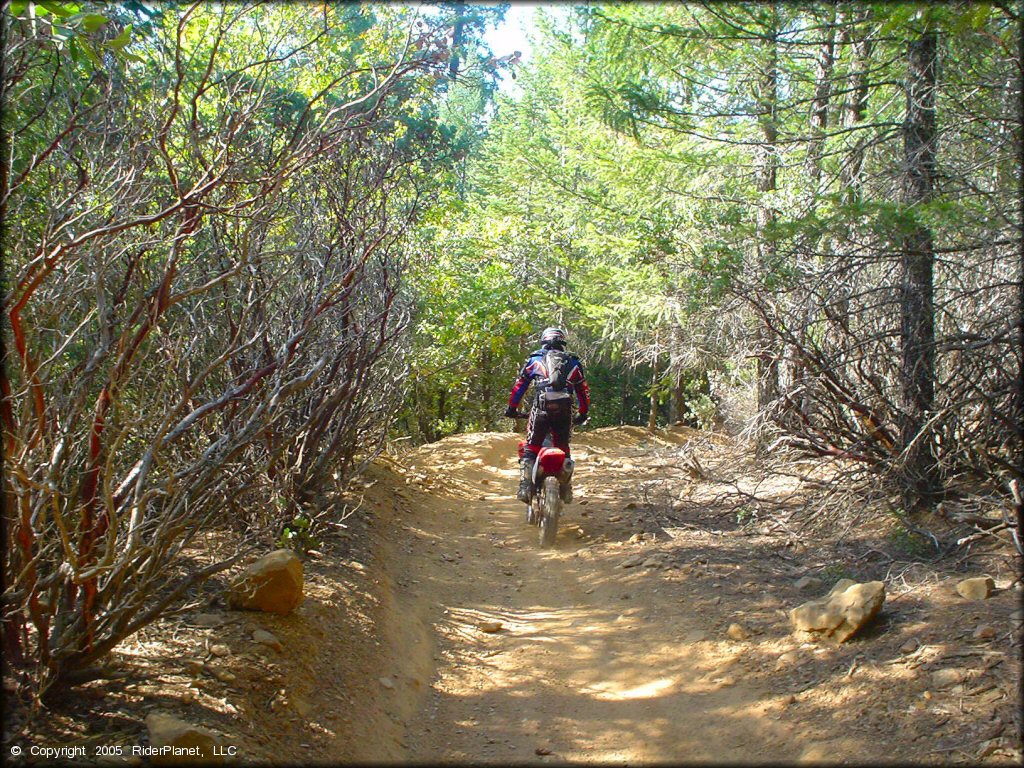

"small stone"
[607,515,622,523]
[642,557,663,568]
[794,576,823,592]
[252,629,283,652]
[900,639,920,654]
[209,644,231,657]
[973,624,997,640]
[619,555,644,569]
[629,533,644,544]
[145,713,223,765]
[931,667,967,689]
[776,651,799,667]
[535,746,553,756]
[727,623,748,641]
[478,621,503,633]
[192,613,225,628]
[210,668,237,684]
[379,677,395,689]
[956,576,995,600]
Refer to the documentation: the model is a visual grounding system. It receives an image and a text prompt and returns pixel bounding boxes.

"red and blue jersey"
[508,348,590,417]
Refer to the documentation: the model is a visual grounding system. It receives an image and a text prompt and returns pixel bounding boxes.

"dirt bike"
[512,412,574,548]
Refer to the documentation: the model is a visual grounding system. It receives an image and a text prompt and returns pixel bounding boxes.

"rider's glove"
[505,406,519,418]
[574,413,589,426]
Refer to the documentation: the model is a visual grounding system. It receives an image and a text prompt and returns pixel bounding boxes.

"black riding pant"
[523,399,572,462]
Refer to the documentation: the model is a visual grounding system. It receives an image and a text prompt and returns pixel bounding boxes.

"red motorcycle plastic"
[517,439,574,547]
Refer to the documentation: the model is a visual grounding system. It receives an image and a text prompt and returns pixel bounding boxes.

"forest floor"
[10,426,1022,765]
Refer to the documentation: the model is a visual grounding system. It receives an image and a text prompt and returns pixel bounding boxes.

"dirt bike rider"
[505,327,590,504]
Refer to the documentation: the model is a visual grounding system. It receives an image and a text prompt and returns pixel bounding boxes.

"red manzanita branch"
[74,247,181,652]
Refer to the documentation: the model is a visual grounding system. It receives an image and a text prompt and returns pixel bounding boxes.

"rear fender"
[536,447,566,478]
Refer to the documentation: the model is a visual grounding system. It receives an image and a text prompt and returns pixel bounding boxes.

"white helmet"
[540,327,567,349]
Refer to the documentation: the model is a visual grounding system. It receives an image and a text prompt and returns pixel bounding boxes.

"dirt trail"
[348,429,862,764]
[12,427,1018,764]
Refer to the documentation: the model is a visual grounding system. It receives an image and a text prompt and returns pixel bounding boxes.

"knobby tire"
[539,476,561,548]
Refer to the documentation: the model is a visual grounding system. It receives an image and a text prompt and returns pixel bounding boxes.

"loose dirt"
[9,427,1021,765]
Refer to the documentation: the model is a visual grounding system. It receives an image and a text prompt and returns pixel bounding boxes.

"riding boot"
[559,480,573,504]
[517,458,535,503]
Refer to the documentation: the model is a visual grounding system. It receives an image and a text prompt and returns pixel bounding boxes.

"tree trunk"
[449,0,465,80]
[754,5,781,437]
[898,28,941,509]
[839,7,872,200]
[648,361,659,433]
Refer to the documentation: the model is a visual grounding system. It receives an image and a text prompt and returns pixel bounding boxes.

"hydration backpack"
[537,349,572,412]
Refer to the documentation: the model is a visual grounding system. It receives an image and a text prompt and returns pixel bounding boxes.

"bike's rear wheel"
[539,476,561,548]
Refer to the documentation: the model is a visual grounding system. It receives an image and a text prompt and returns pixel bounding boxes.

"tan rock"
[727,623,748,641]
[478,621,503,633]
[931,667,967,689]
[794,576,823,592]
[144,713,223,765]
[228,549,303,614]
[790,579,886,643]
[252,629,283,652]
[776,651,799,668]
[973,624,997,640]
[900,639,920,654]
[956,576,995,600]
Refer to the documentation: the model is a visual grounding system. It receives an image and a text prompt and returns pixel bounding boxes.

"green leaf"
[51,24,72,43]
[37,0,76,17]
[9,1,28,16]
[79,38,103,68]
[77,13,109,33]
[108,23,133,50]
